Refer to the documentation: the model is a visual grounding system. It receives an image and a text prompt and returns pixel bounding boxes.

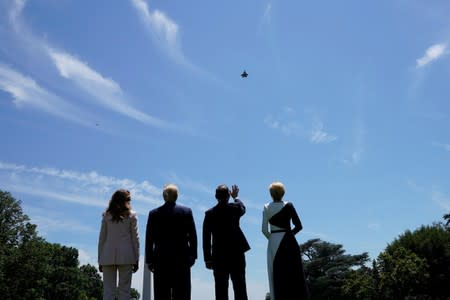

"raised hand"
[230,184,239,199]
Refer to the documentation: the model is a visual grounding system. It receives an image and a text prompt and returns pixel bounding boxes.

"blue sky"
[1,0,450,298]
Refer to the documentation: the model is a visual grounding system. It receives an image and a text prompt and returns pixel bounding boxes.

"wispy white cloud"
[5,0,179,131]
[310,120,337,144]
[131,0,187,66]
[0,63,93,126]
[343,118,365,165]
[31,214,96,235]
[263,3,272,22]
[416,43,447,68]
[264,107,337,144]
[8,0,26,30]
[432,190,450,211]
[368,223,381,231]
[130,0,231,90]
[47,49,174,129]
[264,114,303,136]
[406,179,425,193]
[0,161,162,209]
[167,173,214,195]
[432,142,450,152]
[76,248,97,266]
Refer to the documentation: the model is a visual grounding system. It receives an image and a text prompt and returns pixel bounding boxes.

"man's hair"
[163,184,178,202]
[269,182,285,201]
[215,184,229,200]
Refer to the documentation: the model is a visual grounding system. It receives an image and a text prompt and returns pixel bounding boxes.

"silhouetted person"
[98,189,140,300]
[203,184,250,300]
[262,182,310,300]
[146,184,197,300]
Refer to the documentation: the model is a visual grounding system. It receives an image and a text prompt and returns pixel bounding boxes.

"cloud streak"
[310,120,337,144]
[48,49,174,129]
[264,107,337,144]
[416,43,447,68]
[0,63,92,126]
[433,142,450,152]
[432,190,450,211]
[131,0,188,66]
[0,161,162,209]
[263,3,272,22]
[5,0,178,131]
[343,117,365,165]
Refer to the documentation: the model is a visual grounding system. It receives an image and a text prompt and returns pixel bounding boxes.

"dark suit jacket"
[145,201,197,269]
[202,198,250,265]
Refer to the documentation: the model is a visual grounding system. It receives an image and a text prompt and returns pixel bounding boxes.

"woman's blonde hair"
[269,182,285,201]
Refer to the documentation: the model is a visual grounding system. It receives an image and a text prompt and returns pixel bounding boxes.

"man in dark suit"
[146,184,197,300]
[203,184,251,300]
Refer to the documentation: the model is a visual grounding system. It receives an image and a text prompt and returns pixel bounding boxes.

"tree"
[0,190,105,299]
[376,247,429,299]
[444,213,450,226]
[79,264,104,299]
[301,238,370,300]
[379,224,450,299]
[341,265,377,300]
[0,190,40,298]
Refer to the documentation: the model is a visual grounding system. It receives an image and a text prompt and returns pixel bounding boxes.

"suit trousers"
[213,254,248,300]
[153,265,191,300]
[102,264,133,300]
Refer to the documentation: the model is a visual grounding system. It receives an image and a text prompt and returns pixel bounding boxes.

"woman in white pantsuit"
[262,182,310,300]
[98,189,140,300]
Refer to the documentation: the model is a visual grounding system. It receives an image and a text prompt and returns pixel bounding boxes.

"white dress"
[262,201,309,300]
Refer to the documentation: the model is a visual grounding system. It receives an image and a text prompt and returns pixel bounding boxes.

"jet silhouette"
[241,70,248,78]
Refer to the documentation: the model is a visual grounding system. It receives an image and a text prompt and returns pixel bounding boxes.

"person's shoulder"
[204,205,216,215]
[284,201,295,209]
[172,203,191,213]
[148,206,161,216]
[102,211,111,220]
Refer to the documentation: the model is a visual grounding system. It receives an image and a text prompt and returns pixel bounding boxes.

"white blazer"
[98,210,140,265]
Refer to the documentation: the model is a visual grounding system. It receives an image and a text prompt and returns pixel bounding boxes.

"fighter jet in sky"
[241,70,248,78]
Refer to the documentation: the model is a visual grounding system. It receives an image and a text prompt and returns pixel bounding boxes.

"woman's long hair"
[106,189,131,222]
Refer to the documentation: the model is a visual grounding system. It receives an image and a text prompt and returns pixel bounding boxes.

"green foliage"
[377,247,429,299]
[382,224,450,299]
[341,265,377,300]
[0,190,37,247]
[301,238,370,300]
[0,190,104,299]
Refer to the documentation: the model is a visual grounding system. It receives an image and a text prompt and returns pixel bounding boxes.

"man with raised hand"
[203,184,250,300]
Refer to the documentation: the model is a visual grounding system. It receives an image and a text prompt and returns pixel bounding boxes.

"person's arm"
[187,208,198,267]
[290,203,303,235]
[231,184,245,216]
[145,212,155,271]
[98,214,107,272]
[202,212,213,269]
[130,213,140,272]
[262,205,270,239]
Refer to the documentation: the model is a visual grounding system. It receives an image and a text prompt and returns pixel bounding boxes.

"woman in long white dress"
[262,182,310,300]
